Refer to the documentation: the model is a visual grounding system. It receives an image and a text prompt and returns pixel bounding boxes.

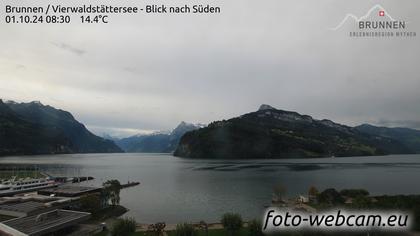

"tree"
[308,186,319,203]
[248,219,263,236]
[100,188,110,207]
[103,179,122,206]
[272,184,287,202]
[308,186,319,197]
[175,223,198,236]
[111,217,136,236]
[147,222,166,236]
[198,221,209,236]
[352,195,371,209]
[317,188,344,205]
[79,194,101,213]
[221,213,243,236]
[340,189,369,198]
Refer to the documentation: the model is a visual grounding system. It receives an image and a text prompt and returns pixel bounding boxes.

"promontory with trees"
[174,104,420,159]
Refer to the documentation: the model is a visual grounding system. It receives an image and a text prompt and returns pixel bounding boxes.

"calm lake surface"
[1,153,420,223]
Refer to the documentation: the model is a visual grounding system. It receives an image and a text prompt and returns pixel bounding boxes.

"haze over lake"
[1,153,420,223]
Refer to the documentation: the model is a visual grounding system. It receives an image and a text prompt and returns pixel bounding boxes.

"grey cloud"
[122,67,137,73]
[51,42,86,56]
[15,64,26,70]
[0,0,419,136]
[376,119,420,130]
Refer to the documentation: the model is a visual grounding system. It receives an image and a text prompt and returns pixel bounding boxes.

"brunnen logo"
[330,4,417,38]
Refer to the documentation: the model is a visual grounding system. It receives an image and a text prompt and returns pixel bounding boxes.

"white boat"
[0,177,58,197]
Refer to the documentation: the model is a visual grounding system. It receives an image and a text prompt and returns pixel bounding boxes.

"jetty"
[121,181,140,189]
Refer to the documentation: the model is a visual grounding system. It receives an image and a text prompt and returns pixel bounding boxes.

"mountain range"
[354,124,420,153]
[2,100,420,159]
[174,104,420,159]
[0,99,122,156]
[115,122,205,153]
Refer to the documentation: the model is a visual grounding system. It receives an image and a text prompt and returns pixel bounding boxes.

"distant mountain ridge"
[0,99,122,156]
[115,122,205,153]
[355,124,420,153]
[174,104,416,159]
[3,100,419,159]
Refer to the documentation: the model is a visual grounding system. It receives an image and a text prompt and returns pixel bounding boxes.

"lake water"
[0,153,420,223]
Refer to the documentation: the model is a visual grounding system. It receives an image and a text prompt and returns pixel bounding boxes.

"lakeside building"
[0,209,91,236]
[0,198,72,218]
[296,195,309,203]
[38,185,102,198]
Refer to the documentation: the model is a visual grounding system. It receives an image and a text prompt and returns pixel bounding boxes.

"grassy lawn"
[95,228,248,236]
[94,231,147,236]
[94,227,399,236]
[167,228,249,236]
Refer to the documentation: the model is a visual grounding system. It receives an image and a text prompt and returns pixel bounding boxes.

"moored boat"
[0,176,58,197]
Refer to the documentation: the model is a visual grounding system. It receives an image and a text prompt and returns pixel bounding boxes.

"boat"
[0,176,58,197]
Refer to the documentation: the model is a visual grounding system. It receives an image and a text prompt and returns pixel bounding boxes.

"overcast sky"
[1,0,419,137]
